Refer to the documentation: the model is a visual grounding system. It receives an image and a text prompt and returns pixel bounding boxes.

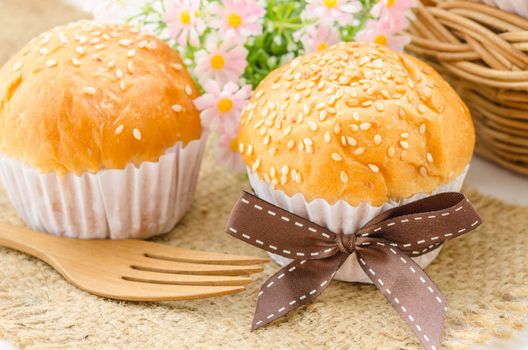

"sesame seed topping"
[269,147,277,155]
[324,131,331,144]
[400,140,409,149]
[426,152,434,163]
[75,46,86,55]
[418,103,426,113]
[127,61,135,73]
[419,166,427,177]
[127,49,136,57]
[115,125,124,135]
[94,43,106,50]
[133,128,142,140]
[294,173,302,184]
[119,80,126,90]
[119,39,132,47]
[39,47,49,56]
[307,121,318,131]
[354,147,366,155]
[71,58,80,66]
[340,171,349,184]
[401,132,409,139]
[45,59,57,68]
[12,62,23,71]
[246,144,253,156]
[375,102,384,112]
[172,104,183,112]
[107,60,116,68]
[360,122,371,130]
[263,135,270,145]
[331,153,343,161]
[115,68,123,78]
[368,164,380,173]
[346,136,357,146]
[303,138,313,146]
[388,146,396,157]
[419,124,426,135]
[374,134,382,145]
[287,139,295,149]
[83,86,96,95]
[185,84,193,95]
[171,63,183,70]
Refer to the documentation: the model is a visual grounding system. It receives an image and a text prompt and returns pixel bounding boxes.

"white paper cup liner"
[0,133,207,239]
[248,167,468,283]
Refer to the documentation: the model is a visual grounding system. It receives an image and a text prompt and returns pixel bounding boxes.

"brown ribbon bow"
[225,191,482,350]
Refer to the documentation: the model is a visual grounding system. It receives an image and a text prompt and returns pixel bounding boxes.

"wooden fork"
[0,223,267,301]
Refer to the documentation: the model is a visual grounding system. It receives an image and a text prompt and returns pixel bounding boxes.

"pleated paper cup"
[0,134,207,239]
[248,167,468,283]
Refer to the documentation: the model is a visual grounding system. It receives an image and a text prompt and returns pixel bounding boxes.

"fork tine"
[134,257,264,276]
[122,269,253,286]
[120,240,269,265]
[94,282,247,302]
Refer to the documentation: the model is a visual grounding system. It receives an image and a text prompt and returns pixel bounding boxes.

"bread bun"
[238,42,474,206]
[0,20,201,175]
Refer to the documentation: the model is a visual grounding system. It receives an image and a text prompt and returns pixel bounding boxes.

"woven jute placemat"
[1,1,528,349]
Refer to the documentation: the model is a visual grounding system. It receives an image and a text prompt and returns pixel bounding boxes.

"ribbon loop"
[225,191,483,350]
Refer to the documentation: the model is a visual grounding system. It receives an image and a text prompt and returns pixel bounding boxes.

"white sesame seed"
[400,141,409,149]
[119,39,132,47]
[360,122,371,130]
[39,47,48,56]
[119,80,126,90]
[45,59,57,68]
[263,135,270,145]
[127,49,136,57]
[294,173,302,184]
[115,68,123,78]
[133,128,142,140]
[368,164,380,173]
[12,62,23,71]
[374,134,382,145]
[388,145,396,157]
[324,131,331,144]
[78,36,88,44]
[127,61,135,73]
[354,147,366,155]
[94,43,106,50]
[115,125,124,135]
[171,63,183,71]
[419,166,427,177]
[331,153,343,161]
[83,86,96,95]
[71,58,80,66]
[246,144,253,156]
[340,171,349,184]
[185,84,193,95]
[419,124,426,135]
[303,138,313,146]
[418,103,426,113]
[287,139,295,149]
[401,132,409,139]
[426,152,434,163]
[307,121,318,131]
[172,104,183,112]
[75,46,86,55]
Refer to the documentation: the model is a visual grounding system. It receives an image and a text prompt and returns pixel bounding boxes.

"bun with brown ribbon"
[225,191,482,350]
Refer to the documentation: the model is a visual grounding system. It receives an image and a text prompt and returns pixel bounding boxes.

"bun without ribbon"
[0,20,201,175]
[238,42,474,206]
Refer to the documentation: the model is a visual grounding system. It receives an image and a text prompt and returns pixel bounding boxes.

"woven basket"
[407,0,528,175]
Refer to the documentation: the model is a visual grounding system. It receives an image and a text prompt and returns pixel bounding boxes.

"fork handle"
[0,223,60,264]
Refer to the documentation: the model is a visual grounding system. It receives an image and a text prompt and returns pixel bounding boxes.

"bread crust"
[0,20,201,175]
[238,42,474,206]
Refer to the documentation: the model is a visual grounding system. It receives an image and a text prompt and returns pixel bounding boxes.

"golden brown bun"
[0,20,201,175]
[238,42,474,206]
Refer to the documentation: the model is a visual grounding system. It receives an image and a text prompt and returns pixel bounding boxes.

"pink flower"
[163,0,206,47]
[304,0,362,23]
[214,131,246,171]
[194,80,251,134]
[194,34,248,87]
[371,0,415,33]
[210,0,265,38]
[355,20,410,52]
[299,25,341,53]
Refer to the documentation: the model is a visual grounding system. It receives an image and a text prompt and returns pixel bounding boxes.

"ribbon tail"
[357,241,446,350]
[252,253,344,331]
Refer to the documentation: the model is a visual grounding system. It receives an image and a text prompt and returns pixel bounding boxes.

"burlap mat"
[1,1,528,349]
